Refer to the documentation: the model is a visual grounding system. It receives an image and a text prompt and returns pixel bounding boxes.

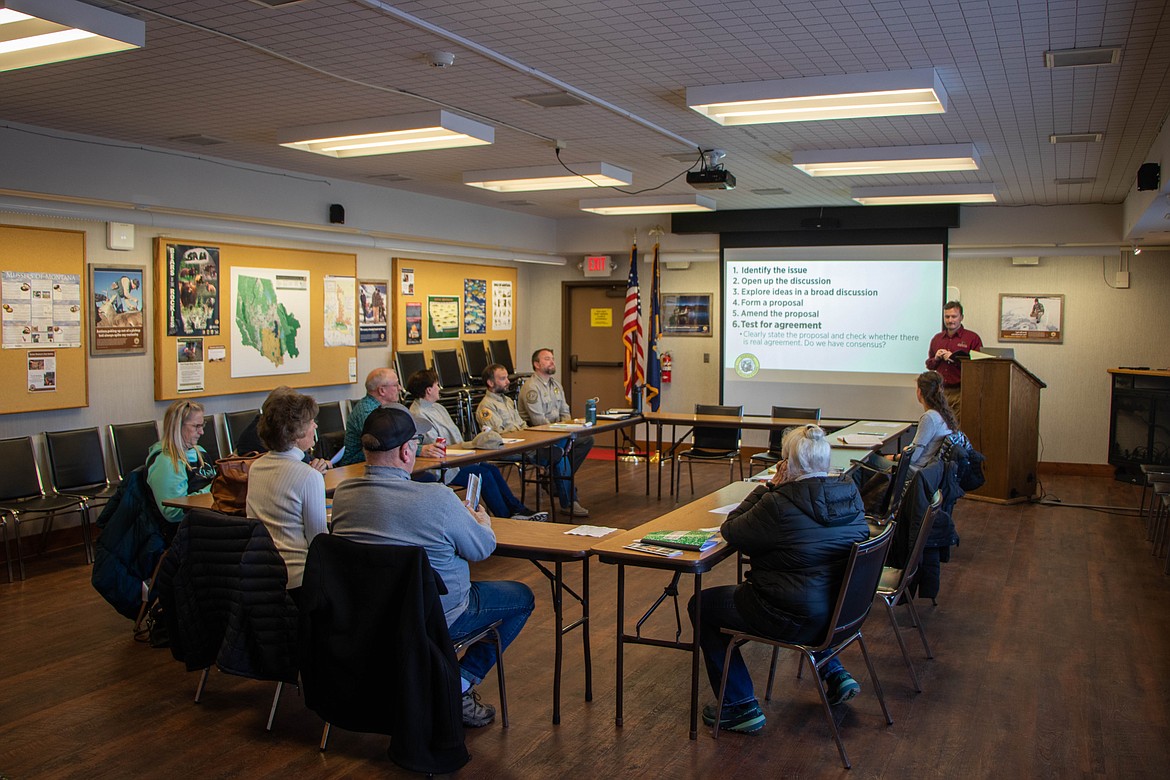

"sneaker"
[461,688,496,727]
[824,671,860,705]
[568,501,590,517]
[512,511,550,522]
[700,701,766,734]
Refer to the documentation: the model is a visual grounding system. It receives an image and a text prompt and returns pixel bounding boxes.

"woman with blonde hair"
[145,399,217,529]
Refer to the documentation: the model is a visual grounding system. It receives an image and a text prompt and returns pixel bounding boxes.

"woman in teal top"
[146,399,216,524]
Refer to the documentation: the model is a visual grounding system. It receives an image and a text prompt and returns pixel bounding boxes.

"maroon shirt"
[926,326,983,387]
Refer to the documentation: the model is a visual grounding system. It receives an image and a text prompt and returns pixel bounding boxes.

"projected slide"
[723,245,944,420]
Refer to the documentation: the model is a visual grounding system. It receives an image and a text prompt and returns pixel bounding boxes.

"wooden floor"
[2,461,1169,778]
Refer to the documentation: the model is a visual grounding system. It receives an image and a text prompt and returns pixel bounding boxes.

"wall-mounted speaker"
[1137,163,1160,191]
[329,203,345,224]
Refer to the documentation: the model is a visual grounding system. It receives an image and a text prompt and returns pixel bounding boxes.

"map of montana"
[235,275,301,367]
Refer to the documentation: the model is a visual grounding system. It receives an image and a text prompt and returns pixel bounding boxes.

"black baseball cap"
[361,406,421,451]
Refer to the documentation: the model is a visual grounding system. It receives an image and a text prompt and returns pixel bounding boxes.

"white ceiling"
[3,0,1168,232]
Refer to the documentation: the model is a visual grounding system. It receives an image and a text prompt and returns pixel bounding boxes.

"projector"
[687,169,736,190]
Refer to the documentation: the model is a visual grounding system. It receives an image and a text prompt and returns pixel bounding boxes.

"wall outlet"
[703,353,710,363]
[1115,271,1130,288]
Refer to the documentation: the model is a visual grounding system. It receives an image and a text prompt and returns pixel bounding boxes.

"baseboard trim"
[1037,462,1114,477]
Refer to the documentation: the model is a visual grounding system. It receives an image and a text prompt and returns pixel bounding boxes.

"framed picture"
[89,264,146,355]
[358,279,388,345]
[998,293,1064,343]
[661,293,712,336]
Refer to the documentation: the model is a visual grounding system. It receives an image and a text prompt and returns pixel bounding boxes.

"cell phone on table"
[464,473,482,511]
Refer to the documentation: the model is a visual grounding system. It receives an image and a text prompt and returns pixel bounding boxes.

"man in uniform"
[925,300,983,420]
[477,363,587,517]
[517,348,593,517]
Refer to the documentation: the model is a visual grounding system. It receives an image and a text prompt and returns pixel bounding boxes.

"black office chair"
[487,339,516,375]
[108,420,160,482]
[876,489,941,692]
[852,444,915,522]
[197,415,222,463]
[314,400,346,460]
[0,436,90,580]
[676,404,745,495]
[713,524,896,769]
[395,351,429,398]
[434,349,483,437]
[461,340,490,386]
[44,426,118,525]
[748,406,822,472]
[224,409,259,454]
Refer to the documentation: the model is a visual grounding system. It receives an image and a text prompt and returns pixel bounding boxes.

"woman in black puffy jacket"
[688,424,869,734]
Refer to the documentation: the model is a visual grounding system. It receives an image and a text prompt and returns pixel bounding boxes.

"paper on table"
[564,525,619,537]
[444,448,475,456]
[860,422,903,428]
[840,434,885,445]
[500,438,524,444]
[709,503,740,515]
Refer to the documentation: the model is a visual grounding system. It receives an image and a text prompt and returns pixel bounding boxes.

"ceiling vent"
[1044,47,1120,68]
[501,200,538,207]
[1050,132,1103,144]
[248,0,311,8]
[365,173,413,182]
[752,188,791,196]
[168,134,228,146]
[1054,177,1095,185]
[515,91,589,108]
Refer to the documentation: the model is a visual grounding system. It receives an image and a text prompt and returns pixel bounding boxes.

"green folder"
[640,529,719,551]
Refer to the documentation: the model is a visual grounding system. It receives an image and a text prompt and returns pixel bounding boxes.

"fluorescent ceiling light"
[579,194,716,216]
[464,162,632,192]
[687,69,946,126]
[793,144,979,177]
[851,184,997,206]
[0,0,144,72]
[278,110,494,158]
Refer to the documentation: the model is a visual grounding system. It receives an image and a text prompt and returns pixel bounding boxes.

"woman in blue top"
[906,371,958,469]
[146,399,216,529]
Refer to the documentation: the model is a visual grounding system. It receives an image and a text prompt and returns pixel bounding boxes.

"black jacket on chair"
[298,535,469,775]
[155,509,298,683]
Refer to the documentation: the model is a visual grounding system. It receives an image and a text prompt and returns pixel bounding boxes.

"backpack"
[941,432,986,492]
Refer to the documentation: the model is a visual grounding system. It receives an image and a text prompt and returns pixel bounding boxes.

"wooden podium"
[959,357,1046,504]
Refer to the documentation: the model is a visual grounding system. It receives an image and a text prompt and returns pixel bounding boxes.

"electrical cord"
[555,147,704,195]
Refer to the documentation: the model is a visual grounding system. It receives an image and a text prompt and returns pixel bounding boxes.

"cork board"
[391,257,517,359]
[0,224,88,414]
[153,237,357,400]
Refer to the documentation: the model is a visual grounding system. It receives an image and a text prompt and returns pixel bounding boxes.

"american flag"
[645,241,662,411]
[622,242,644,403]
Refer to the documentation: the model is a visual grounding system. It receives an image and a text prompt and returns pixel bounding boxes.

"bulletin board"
[153,237,358,400]
[391,257,518,359]
[0,224,88,414]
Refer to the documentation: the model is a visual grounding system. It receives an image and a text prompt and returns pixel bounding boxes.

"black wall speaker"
[329,203,345,224]
[1137,163,1160,191]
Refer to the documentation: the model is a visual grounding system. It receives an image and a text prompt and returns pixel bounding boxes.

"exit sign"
[583,255,612,278]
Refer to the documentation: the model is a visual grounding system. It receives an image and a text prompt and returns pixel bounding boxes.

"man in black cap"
[330,407,534,728]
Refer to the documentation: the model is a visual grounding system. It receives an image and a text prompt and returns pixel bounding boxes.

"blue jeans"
[448,580,535,685]
[452,463,530,517]
[688,585,845,706]
[521,441,577,508]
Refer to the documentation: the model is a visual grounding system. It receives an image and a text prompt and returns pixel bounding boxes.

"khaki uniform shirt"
[517,373,571,426]
[476,391,527,433]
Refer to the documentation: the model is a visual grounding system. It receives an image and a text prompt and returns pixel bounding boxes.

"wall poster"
[427,295,459,340]
[230,266,311,377]
[359,280,388,345]
[27,349,56,392]
[90,265,145,355]
[323,275,356,347]
[464,278,487,334]
[165,243,220,336]
[492,280,513,330]
[405,302,422,345]
[1,271,82,348]
[999,293,1064,343]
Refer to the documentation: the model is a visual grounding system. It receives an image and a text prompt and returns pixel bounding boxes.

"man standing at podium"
[925,300,982,419]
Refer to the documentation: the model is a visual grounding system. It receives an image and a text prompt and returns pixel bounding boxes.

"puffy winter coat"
[723,477,869,645]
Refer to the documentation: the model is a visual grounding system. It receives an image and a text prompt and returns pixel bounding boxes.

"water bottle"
[585,397,598,426]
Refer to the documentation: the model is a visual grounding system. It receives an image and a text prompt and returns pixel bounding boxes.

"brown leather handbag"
[210,452,262,516]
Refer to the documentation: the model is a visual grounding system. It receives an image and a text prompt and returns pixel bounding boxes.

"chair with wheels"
[44,426,119,531]
[108,420,160,482]
[748,406,821,472]
[676,404,745,496]
[713,523,896,769]
[0,436,90,580]
[875,489,941,691]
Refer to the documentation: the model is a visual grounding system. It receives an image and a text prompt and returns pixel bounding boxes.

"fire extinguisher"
[661,351,673,383]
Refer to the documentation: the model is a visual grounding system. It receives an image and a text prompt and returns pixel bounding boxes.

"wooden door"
[565,283,628,412]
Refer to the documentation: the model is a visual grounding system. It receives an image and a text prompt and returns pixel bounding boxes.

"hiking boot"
[824,671,860,705]
[701,701,766,734]
[461,688,496,727]
[568,501,590,517]
[512,511,549,522]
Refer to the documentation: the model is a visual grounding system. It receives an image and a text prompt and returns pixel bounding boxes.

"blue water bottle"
[585,397,598,426]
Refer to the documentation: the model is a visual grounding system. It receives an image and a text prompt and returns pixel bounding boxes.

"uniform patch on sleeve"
[525,389,539,403]
[477,408,490,420]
